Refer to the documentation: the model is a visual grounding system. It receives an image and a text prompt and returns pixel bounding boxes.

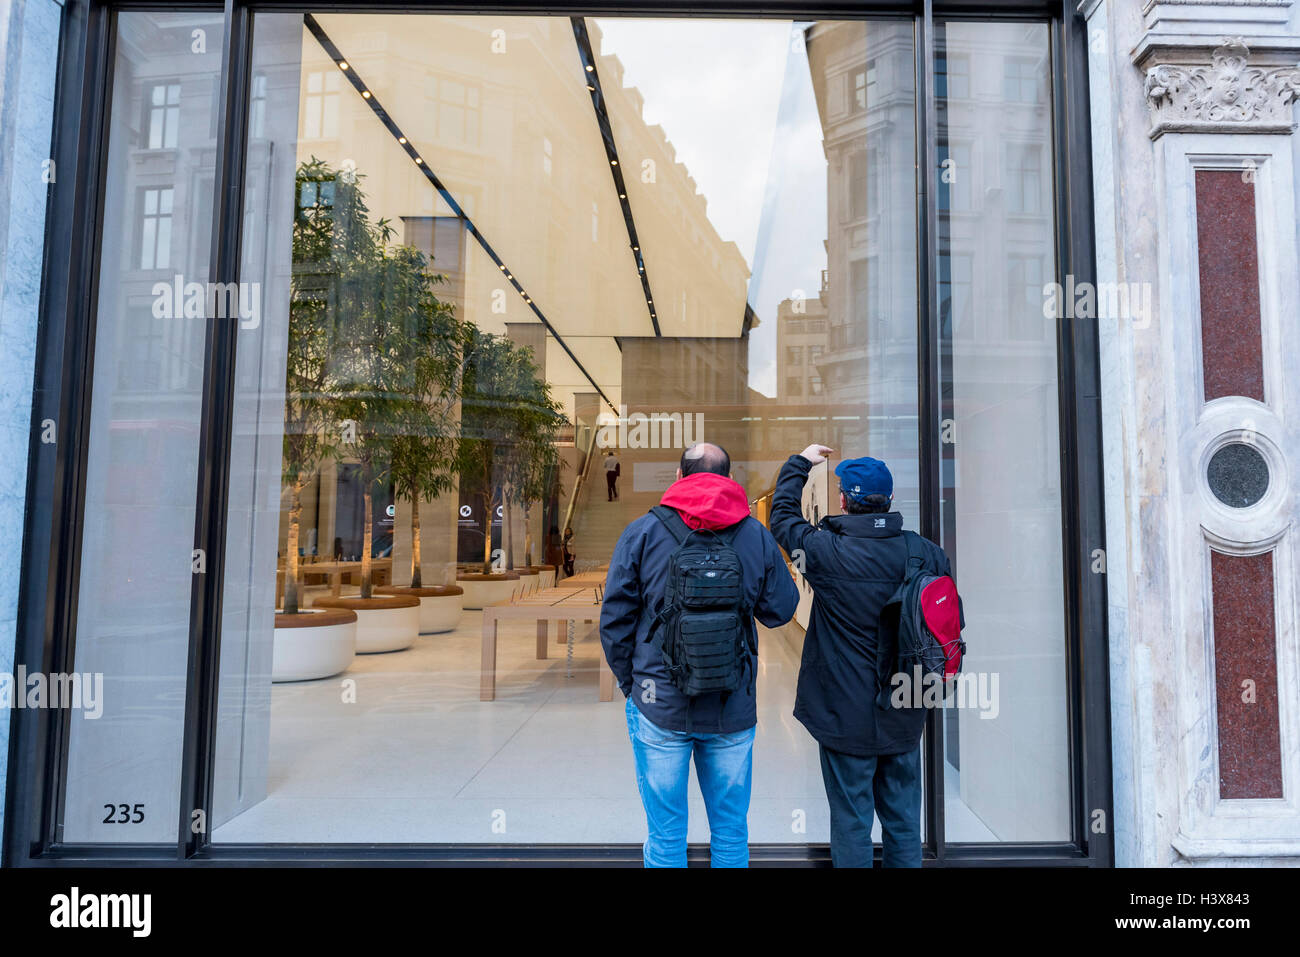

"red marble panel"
[1195,170,1265,402]
[1210,549,1283,799]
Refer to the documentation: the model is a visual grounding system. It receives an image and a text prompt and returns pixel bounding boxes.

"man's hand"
[799,444,834,465]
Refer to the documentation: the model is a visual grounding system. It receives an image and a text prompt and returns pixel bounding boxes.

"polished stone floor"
[213,610,996,846]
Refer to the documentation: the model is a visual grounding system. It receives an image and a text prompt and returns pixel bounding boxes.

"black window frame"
[5,0,1110,868]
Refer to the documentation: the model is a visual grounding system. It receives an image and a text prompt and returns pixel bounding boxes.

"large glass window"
[936,20,1070,843]
[62,10,226,843]
[201,12,918,845]
[53,7,1079,856]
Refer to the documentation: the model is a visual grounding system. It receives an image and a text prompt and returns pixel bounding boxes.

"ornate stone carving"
[1143,37,1300,137]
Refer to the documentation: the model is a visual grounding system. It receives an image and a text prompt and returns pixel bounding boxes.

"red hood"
[659,473,751,531]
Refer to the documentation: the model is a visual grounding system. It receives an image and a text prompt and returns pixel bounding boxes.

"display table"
[480,585,614,702]
[525,564,557,589]
[288,558,394,598]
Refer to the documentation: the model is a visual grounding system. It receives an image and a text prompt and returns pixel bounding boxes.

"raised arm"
[769,444,835,564]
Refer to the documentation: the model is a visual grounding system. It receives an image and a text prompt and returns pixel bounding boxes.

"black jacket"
[769,454,953,756]
[600,508,798,734]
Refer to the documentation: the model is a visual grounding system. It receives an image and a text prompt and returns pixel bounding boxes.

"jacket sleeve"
[753,526,800,628]
[600,521,643,697]
[769,454,835,577]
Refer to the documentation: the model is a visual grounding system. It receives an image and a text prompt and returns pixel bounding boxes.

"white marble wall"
[1084,0,1300,866]
[0,0,60,863]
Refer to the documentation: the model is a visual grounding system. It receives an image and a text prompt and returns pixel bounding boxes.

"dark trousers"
[818,744,922,868]
[606,471,618,500]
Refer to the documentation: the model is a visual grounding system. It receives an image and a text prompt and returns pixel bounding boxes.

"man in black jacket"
[769,444,953,867]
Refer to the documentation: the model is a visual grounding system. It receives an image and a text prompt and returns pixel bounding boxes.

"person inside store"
[768,443,953,868]
[600,441,798,868]
[562,525,576,578]
[604,448,621,501]
[545,524,564,575]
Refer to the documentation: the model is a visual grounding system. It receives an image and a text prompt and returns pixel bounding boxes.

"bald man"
[600,441,799,867]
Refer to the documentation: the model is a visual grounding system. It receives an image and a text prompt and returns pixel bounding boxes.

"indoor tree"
[279,157,349,615]
[454,330,565,575]
[389,309,473,588]
[314,160,457,600]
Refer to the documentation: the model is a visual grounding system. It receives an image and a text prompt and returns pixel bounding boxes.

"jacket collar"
[821,511,904,538]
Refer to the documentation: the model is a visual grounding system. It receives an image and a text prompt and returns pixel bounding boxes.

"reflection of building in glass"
[804,20,918,512]
[775,280,829,404]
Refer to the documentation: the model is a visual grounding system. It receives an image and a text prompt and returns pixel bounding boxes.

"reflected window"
[250,73,267,138]
[1006,143,1043,215]
[936,52,969,100]
[146,82,181,149]
[1007,254,1046,341]
[303,69,340,139]
[1003,57,1041,103]
[138,186,173,270]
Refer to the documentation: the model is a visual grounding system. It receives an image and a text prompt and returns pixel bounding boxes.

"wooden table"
[283,558,393,597]
[480,585,615,702]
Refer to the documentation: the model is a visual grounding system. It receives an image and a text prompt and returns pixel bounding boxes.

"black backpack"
[876,531,966,710]
[645,505,753,698]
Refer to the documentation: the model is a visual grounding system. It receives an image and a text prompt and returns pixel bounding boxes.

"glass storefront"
[9,1,1110,864]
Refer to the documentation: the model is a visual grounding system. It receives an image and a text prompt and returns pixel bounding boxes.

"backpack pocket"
[677,611,746,694]
[677,558,743,609]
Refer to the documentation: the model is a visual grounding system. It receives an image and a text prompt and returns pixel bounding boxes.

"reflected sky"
[594,18,829,397]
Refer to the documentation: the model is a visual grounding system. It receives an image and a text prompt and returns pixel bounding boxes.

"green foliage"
[455,328,567,571]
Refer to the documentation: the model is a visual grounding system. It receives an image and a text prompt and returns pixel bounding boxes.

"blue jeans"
[818,744,922,868]
[625,696,755,868]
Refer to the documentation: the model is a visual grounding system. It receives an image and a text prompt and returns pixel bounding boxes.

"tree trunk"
[361,472,374,599]
[481,487,494,574]
[283,477,306,615]
[410,482,422,588]
[503,483,514,571]
[523,502,533,568]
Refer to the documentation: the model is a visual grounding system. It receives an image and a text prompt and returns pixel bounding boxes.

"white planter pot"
[457,574,521,610]
[536,567,557,589]
[420,593,462,633]
[516,572,539,595]
[375,585,463,634]
[313,597,420,653]
[272,609,357,682]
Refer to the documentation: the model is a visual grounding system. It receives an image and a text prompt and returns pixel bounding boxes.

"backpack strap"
[651,505,747,545]
[901,530,928,576]
[649,505,691,544]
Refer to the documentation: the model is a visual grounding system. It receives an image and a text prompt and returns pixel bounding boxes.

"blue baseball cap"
[834,456,893,503]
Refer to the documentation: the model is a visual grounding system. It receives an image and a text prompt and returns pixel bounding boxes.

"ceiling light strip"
[570,16,661,338]
[304,14,618,414]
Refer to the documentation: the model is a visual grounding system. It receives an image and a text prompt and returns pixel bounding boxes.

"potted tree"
[454,331,562,608]
[500,355,566,595]
[306,161,450,653]
[273,158,361,681]
[376,287,471,634]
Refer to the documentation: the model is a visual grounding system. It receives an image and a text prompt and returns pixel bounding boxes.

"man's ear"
[676,468,682,481]
[839,492,848,513]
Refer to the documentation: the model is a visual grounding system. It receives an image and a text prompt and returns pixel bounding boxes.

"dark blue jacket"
[769,454,953,756]
[600,509,799,733]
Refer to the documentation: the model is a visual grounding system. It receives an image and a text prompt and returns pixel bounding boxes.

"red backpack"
[876,531,965,707]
